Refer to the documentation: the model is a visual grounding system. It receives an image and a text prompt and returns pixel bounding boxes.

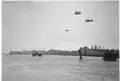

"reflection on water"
[2,55,119,81]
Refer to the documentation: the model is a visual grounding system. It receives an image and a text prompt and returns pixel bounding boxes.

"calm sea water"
[2,55,119,81]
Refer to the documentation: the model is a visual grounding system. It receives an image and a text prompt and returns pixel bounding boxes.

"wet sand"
[2,55,119,81]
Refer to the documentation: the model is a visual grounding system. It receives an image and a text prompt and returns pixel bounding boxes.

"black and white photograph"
[2,0,119,81]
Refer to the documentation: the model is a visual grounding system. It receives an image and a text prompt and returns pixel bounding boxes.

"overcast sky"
[2,1,119,52]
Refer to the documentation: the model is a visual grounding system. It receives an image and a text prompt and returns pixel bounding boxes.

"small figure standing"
[78,48,83,61]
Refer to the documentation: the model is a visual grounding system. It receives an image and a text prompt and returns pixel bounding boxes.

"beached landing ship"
[103,50,118,61]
